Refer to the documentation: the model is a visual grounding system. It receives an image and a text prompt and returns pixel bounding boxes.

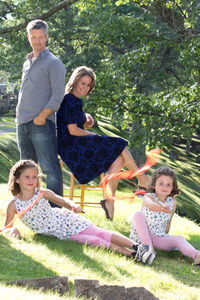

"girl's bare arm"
[43,189,84,213]
[4,200,21,238]
[166,199,177,233]
[4,200,17,226]
[142,194,171,214]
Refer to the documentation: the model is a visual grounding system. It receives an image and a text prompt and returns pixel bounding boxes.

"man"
[16,19,66,206]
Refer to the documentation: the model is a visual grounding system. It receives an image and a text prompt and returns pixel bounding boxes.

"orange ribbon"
[100,149,162,202]
[0,191,44,234]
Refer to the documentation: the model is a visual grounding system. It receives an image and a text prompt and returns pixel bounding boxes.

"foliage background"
[0,0,200,163]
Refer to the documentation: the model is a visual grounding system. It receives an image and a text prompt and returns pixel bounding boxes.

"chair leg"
[80,185,85,209]
[64,170,105,208]
[69,174,75,200]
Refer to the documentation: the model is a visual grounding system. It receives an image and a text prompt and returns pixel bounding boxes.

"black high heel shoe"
[100,199,113,220]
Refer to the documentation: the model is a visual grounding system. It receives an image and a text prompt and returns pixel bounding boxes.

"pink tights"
[132,211,198,260]
[70,224,112,248]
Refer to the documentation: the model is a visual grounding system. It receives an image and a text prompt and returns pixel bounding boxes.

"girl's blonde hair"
[65,66,96,96]
[8,160,41,196]
[149,166,180,196]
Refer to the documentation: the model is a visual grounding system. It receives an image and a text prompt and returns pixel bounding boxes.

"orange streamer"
[100,149,162,202]
[0,191,44,234]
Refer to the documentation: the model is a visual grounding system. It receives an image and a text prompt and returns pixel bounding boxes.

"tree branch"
[0,0,79,36]
[110,96,198,129]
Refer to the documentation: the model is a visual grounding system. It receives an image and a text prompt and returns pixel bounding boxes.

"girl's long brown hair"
[8,160,41,196]
[149,166,180,196]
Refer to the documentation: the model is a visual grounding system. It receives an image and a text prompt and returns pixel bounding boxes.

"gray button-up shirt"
[16,48,66,125]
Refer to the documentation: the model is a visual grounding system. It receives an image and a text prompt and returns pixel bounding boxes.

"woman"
[57,66,150,220]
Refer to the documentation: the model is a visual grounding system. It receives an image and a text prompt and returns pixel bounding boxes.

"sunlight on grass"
[1,183,200,300]
[0,123,200,299]
[0,284,81,300]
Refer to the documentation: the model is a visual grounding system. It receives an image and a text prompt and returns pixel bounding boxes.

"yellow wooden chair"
[61,161,105,209]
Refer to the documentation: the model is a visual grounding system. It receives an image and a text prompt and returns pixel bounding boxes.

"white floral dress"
[130,193,174,243]
[14,189,91,239]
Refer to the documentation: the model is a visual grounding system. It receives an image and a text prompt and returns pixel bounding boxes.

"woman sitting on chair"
[56,66,150,220]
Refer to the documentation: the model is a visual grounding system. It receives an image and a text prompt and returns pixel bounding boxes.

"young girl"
[56,66,150,220]
[4,159,151,262]
[130,166,200,265]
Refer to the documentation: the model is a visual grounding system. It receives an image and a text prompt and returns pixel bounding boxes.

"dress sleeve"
[57,94,78,126]
[57,93,87,131]
[65,95,78,125]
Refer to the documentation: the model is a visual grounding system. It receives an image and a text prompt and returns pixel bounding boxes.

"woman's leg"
[151,234,199,260]
[102,146,150,219]
[103,156,123,219]
[120,147,150,189]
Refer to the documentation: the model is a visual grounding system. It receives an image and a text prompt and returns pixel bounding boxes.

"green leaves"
[0,0,200,152]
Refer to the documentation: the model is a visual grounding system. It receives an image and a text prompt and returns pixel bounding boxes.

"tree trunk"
[129,120,146,166]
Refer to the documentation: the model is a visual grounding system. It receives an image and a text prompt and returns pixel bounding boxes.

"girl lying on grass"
[3,159,152,263]
[130,166,200,265]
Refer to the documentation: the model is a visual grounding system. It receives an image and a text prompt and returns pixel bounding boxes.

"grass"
[0,187,200,300]
[0,113,200,299]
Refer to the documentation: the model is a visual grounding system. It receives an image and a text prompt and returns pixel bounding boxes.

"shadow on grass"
[152,245,200,289]
[33,234,128,281]
[0,235,57,282]
[149,235,200,288]
[112,224,200,288]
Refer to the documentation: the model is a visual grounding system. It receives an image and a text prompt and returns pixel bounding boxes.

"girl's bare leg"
[109,242,133,256]
[109,232,137,256]
[121,147,150,189]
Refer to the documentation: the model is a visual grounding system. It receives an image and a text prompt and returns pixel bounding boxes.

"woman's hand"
[84,113,94,129]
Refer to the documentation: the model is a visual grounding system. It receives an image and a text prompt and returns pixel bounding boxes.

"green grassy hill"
[0,113,200,300]
[0,113,200,222]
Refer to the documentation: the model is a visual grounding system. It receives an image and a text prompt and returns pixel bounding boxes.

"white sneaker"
[136,244,156,264]
[146,252,156,265]
[194,251,200,265]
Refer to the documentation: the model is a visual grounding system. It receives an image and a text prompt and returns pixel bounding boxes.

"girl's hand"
[71,205,84,214]
[162,205,172,214]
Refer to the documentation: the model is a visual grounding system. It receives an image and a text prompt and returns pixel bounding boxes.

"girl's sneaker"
[131,243,139,259]
[146,252,156,265]
[136,244,156,265]
[194,252,200,265]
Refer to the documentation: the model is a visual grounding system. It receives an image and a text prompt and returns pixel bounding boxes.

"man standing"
[16,20,66,205]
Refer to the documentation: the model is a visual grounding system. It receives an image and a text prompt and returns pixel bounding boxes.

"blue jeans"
[17,120,63,206]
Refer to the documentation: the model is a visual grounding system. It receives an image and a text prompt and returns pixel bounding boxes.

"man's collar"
[26,48,50,59]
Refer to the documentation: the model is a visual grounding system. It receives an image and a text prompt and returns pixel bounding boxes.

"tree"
[74,0,200,155]
[0,0,79,82]
[0,0,199,157]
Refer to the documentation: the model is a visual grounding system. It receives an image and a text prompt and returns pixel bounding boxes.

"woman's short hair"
[65,66,96,96]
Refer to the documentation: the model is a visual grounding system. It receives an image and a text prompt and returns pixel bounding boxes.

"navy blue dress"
[56,93,128,184]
